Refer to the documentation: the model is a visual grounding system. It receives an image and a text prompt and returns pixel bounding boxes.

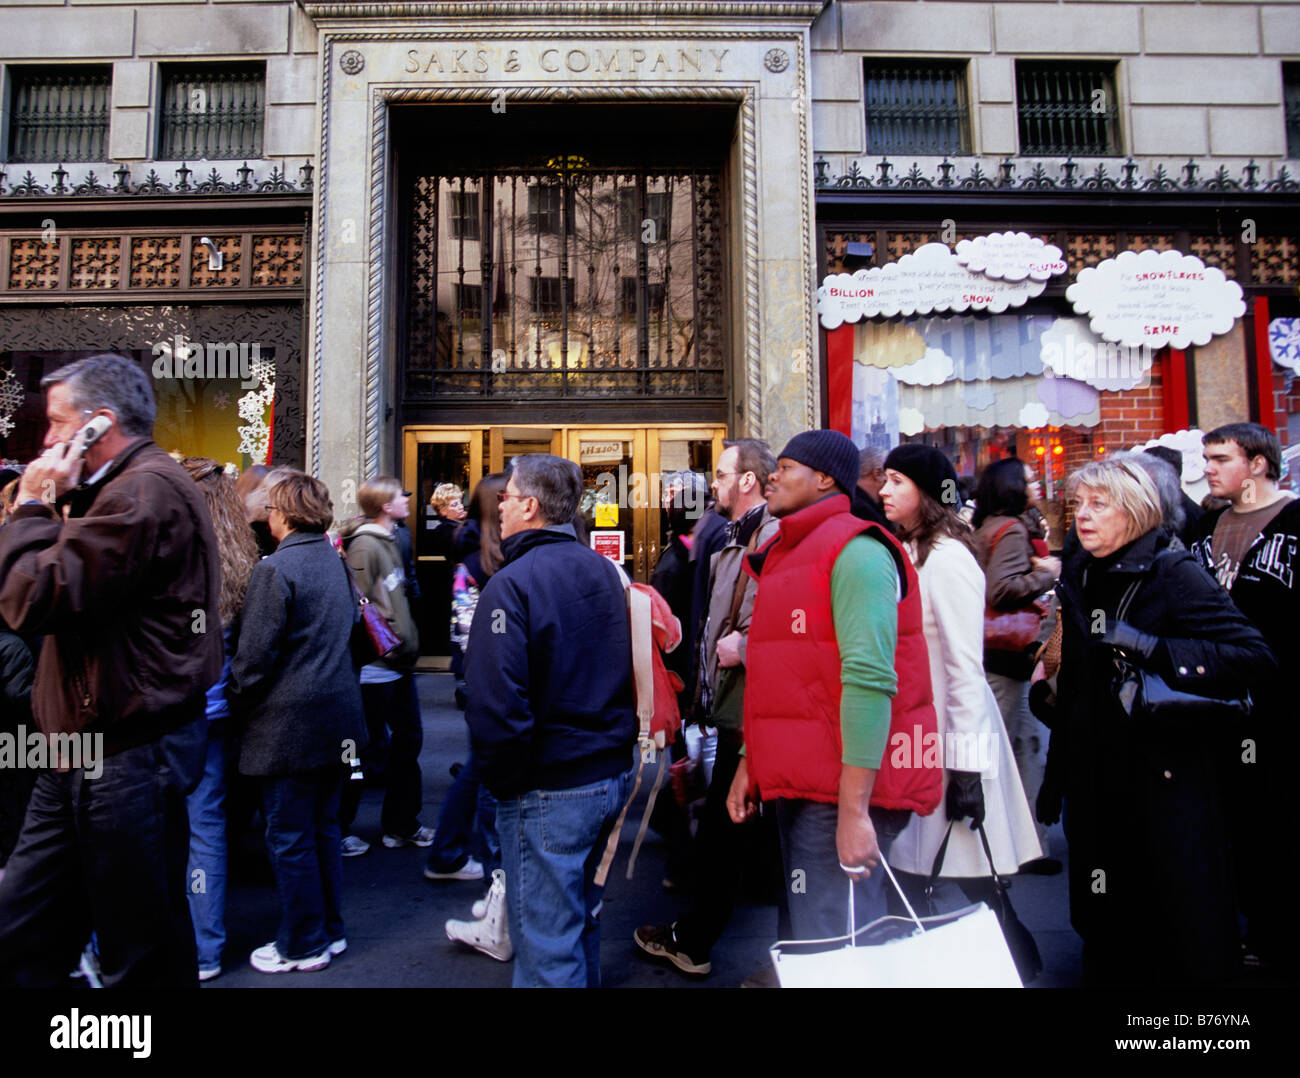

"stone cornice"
[301,1,825,19]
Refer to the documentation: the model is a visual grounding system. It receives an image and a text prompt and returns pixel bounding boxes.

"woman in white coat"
[878,445,1041,905]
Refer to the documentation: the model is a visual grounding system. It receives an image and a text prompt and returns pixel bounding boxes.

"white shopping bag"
[769,859,1022,988]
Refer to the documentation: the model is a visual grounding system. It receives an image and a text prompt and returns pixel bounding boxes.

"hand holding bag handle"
[340,551,401,660]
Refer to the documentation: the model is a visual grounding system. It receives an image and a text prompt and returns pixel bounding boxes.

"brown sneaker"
[633,923,711,976]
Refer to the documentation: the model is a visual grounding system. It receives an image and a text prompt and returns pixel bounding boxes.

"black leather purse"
[1111,575,1251,722]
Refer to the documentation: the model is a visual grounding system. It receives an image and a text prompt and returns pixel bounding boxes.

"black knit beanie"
[777,430,861,496]
[882,444,961,509]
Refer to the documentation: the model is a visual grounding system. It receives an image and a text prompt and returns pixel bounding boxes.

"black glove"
[945,770,985,827]
[1028,679,1057,729]
[1036,777,1062,827]
[1099,619,1159,662]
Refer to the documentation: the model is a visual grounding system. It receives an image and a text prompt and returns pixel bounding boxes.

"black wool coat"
[228,531,367,777]
[1050,527,1276,983]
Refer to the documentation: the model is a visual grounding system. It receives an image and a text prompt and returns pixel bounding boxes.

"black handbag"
[1110,574,1252,722]
[926,821,1043,985]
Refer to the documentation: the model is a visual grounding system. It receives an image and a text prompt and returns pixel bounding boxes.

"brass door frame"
[402,422,727,582]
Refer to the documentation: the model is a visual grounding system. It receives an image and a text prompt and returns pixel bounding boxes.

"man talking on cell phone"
[0,353,223,987]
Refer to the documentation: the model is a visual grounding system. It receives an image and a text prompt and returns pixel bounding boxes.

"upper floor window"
[6,66,111,163]
[448,190,480,240]
[862,60,971,156]
[528,184,574,235]
[1285,63,1300,159]
[158,63,264,160]
[1016,61,1120,155]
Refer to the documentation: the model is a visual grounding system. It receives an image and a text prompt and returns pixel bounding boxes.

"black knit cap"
[777,429,861,496]
[883,443,961,509]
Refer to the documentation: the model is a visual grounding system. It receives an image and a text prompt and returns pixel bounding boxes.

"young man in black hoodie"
[466,454,636,987]
[1189,422,1299,974]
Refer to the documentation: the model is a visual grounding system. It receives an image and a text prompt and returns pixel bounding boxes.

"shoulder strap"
[988,519,1018,556]
[725,525,765,631]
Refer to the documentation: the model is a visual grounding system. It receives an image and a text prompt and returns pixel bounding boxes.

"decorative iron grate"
[158,64,265,161]
[863,61,971,156]
[7,67,111,164]
[1016,61,1120,156]
[403,166,725,401]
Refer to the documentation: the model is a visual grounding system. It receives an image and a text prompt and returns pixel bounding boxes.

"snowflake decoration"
[1269,318,1300,374]
[234,359,275,466]
[212,391,231,411]
[0,367,25,439]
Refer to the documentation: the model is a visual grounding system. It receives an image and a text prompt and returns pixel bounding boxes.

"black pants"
[0,717,206,988]
[674,729,787,959]
[339,674,423,839]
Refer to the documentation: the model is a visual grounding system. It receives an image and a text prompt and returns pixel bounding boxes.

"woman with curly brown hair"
[180,458,260,981]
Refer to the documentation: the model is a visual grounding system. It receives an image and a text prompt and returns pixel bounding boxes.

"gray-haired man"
[466,454,637,987]
[0,353,223,987]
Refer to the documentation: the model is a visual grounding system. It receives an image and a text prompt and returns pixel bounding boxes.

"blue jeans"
[427,741,499,877]
[496,768,634,988]
[186,727,235,969]
[775,799,910,942]
[261,765,346,960]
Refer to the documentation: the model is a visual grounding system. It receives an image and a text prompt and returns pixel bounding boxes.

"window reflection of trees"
[404,168,723,399]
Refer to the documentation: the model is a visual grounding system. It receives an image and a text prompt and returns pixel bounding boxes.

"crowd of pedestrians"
[0,350,1293,988]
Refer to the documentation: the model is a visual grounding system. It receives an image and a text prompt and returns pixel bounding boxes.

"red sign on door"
[591,531,624,563]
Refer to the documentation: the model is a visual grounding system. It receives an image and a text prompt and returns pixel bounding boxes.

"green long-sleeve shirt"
[831,534,899,769]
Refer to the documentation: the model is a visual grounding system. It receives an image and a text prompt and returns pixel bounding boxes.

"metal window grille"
[448,191,480,240]
[863,61,971,156]
[1016,61,1120,156]
[7,67,111,163]
[159,64,264,161]
[1286,64,1300,159]
[403,166,725,400]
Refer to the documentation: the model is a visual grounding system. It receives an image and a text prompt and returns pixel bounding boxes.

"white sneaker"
[328,938,347,956]
[423,857,484,881]
[198,965,221,982]
[249,942,330,974]
[383,826,436,849]
[341,834,370,857]
[445,869,512,962]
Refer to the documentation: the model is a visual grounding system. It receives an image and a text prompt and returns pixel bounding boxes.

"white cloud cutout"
[1136,429,1207,484]
[955,231,1068,282]
[1039,317,1153,391]
[898,407,926,436]
[818,243,1047,329]
[1065,249,1245,350]
[1018,401,1050,429]
[893,347,954,386]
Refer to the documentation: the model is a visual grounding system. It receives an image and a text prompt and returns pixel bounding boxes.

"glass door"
[402,429,484,664]
[566,428,647,580]
[647,426,726,571]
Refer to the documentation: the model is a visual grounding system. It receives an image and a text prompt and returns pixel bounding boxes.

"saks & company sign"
[403,46,731,77]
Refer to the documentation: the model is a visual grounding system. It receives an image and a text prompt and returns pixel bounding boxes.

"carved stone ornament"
[763,49,789,73]
[340,50,366,75]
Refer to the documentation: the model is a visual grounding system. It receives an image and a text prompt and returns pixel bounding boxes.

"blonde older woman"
[1045,457,1274,986]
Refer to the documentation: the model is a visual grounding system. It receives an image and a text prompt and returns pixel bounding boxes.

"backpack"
[594,581,682,885]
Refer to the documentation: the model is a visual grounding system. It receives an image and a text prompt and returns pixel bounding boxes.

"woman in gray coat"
[227,471,367,975]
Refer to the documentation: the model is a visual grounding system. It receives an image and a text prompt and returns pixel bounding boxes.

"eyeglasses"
[497,491,530,504]
[1070,497,1114,516]
[714,469,749,482]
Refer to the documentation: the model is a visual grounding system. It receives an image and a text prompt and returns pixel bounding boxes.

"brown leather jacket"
[0,440,223,753]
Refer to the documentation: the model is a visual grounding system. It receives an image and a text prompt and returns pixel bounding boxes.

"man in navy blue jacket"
[466,454,636,987]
